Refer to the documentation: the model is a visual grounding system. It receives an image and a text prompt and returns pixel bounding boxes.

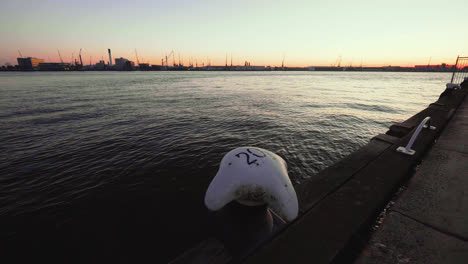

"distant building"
[94,60,106,70]
[114,57,134,70]
[230,65,265,71]
[249,66,266,71]
[38,63,70,71]
[114,57,127,69]
[414,64,453,72]
[138,63,150,71]
[383,66,402,71]
[150,65,163,71]
[17,57,44,70]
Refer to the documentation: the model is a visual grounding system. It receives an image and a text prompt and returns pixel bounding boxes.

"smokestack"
[108,49,112,66]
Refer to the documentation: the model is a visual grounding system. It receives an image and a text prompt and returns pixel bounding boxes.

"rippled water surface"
[0,71,449,262]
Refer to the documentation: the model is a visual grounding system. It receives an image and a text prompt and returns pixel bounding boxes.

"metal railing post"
[396,117,436,155]
[451,56,459,84]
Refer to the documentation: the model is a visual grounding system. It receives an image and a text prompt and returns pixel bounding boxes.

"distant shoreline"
[0,66,456,73]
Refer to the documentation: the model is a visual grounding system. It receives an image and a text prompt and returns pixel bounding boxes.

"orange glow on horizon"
[3,50,459,68]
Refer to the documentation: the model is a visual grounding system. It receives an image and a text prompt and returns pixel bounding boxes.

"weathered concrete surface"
[355,212,468,264]
[355,90,468,263]
[170,238,231,264]
[434,98,468,154]
[394,148,468,240]
[296,139,392,214]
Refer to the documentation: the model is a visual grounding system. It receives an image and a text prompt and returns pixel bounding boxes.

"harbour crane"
[57,50,64,63]
[18,50,23,58]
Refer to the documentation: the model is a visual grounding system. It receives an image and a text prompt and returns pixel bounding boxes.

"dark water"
[0,71,448,262]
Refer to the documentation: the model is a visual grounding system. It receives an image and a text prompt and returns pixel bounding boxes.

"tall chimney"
[108,49,112,66]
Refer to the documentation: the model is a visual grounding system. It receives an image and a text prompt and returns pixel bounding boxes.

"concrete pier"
[354,87,468,263]
[170,81,468,264]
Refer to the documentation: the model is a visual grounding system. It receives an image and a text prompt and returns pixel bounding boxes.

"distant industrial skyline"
[1,0,467,67]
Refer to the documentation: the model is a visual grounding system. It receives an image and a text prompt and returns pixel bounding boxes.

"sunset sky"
[1,0,467,67]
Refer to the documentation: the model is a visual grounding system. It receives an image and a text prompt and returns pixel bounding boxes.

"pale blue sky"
[1,0,467,66]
